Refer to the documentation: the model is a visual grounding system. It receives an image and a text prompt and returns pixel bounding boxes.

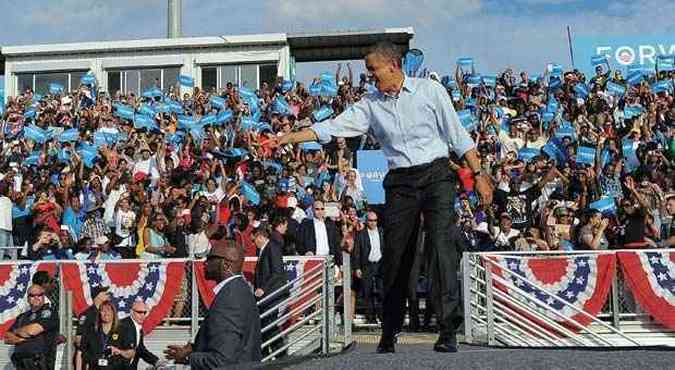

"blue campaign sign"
[606,81,626,96]
[573,35,675,76]
[518,148,540,162]
[589,197,617,216]
[357,150,388,205]
[574,83,589,99]
[576,146,596,165]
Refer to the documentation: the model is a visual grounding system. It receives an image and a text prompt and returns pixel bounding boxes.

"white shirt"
[0,196,12,231]
[213,274,242,296]
[201,187,225,203]
[132,318,143,347]
[367,228,382,263]
[187,232,211,258]
[115,209,136,245]
[495,228,520,249]
[313,218,330,256]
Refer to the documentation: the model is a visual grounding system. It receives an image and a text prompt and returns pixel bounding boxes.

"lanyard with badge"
[98,329,110,367]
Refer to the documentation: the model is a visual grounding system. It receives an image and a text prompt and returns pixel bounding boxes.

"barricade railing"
[0,255,345,368]
[462,249,675,347]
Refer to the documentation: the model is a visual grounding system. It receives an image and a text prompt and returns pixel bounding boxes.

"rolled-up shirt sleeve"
[311,99,372,144]
[431,83,475,158]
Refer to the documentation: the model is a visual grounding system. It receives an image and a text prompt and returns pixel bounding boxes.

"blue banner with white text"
[357,150,388,205]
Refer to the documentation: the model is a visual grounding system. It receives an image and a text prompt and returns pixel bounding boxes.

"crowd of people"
[447,61,675,253]
[0,63,374,264]
[0,59,673,263]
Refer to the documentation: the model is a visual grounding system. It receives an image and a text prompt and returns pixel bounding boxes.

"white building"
[0,28,414,99]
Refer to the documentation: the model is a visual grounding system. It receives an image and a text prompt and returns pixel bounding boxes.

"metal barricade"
[462,249,675,348]
[0,255,344,368]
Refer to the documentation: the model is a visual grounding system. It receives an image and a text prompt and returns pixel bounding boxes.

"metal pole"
[190,261,199,339]
[484,262,495,345]
[321,260,328,355]
[64,290,73,370]
[327,257,337,350]
[567,25,575,68]
[611,267,621,329]
[462,253,473,344]
[58,262,66,344]
[341,252,351,348]
[167,0,182,38]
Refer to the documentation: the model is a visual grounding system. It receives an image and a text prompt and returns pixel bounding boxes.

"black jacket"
[118,317,158,369]
[297,218,342,265]
[254,239,289,302]
[191,276,262,369]
[354,227,384,273]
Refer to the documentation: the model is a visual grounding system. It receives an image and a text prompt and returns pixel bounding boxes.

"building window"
[17,74,34,94]
[16,71,86,95]
[219,65,239,88]
[202,67,218,92]
[107,66,183,95]
[125,70,140,96]
[259,64,278,90]
[203,63,277,91]
[163,67,181,94]
[240,64,258,89]
[108,71,121,95]
[70,71,86,90]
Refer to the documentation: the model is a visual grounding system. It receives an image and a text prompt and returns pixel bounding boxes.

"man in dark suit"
[297,200,342,265]
[120,301,162,369]
[165,239,261,369]
[253,224,289,358]
[354,211,384,324]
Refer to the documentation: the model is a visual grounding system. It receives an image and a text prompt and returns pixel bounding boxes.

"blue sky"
[1,0,674,83]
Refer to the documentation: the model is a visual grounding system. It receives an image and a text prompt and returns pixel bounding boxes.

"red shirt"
[457,167,475,192]
[236,225,256,257]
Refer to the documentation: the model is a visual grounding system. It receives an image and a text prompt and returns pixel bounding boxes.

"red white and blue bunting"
[62,261,185,334]
[488,254,615,328]
[618,251,675,330]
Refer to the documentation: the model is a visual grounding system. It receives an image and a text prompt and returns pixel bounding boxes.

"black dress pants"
[381,157,462,342]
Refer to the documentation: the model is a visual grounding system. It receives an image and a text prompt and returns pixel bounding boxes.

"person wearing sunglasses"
[119,300,164,369]
[4,284,58,370]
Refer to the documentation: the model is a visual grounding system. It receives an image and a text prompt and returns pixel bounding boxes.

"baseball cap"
[500,212,512,220]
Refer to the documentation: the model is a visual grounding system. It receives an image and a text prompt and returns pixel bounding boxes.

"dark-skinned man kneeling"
[165,239,262,369]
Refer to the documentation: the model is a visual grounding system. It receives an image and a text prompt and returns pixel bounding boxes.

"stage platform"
[269,333,675,370]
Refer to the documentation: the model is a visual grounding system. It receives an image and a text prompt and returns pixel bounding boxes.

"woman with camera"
[81,301,135,369]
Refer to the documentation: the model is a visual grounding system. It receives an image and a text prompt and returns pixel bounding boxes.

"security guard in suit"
[4,284,58,370]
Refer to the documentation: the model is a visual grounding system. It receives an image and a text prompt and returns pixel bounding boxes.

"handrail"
[473,248,675,256]
[473,259,605,346]
[257,262,324,307]
[481,257,642,346]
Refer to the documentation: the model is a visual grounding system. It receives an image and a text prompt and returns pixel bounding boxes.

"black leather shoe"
[377,337,396,353]
[433,341,458,353]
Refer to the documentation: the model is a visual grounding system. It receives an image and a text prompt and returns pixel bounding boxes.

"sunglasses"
[133,309,148,315]
[367,219,378,222]
[28,293,45,298]
[314,207,324,211]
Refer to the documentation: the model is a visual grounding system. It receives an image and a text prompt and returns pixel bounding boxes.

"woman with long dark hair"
[81,301,135,369]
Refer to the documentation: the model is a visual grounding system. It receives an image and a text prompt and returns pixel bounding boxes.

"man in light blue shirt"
[276,41,493,354]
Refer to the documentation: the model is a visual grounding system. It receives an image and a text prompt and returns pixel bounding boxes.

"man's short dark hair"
[366,41,403,66]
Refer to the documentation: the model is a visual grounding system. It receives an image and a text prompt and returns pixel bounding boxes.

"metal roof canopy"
[288,27,414,63]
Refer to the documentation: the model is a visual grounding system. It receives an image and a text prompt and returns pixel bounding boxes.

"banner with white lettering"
[573,36,675,75]
[357,150,388,205]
